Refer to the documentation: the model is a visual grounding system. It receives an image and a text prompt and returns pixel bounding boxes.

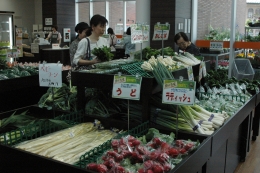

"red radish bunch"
[87,163,108,173]
[86,135,197,173]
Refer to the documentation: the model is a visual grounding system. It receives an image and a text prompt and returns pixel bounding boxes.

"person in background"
[45,25,62,45]
[121,27,135,58]
[174,32,200,56]
[73,14,109,69]
[69,22,90,67]
[107,27,117,52]
[67,22,90,82]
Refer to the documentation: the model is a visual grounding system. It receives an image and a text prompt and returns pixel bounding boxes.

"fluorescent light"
[9,17,13,47]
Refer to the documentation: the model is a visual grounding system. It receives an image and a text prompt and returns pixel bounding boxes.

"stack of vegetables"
[86,128,199,173]
[141,52,201,82]
[81,59,135,74]
[0,110,71,145]
[149,94,228,135]
[134,46,192,61]
[0,62,39,80]
[15,122,118,164]
[172,52,201,66]
[38,83,77,112]
[196,69,259,116]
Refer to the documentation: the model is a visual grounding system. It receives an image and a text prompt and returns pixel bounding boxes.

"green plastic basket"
[120,61,153,77]
[0,110,85,146]
[75,121,150,168]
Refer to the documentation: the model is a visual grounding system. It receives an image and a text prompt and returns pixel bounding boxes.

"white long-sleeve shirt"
[73,37,109,66]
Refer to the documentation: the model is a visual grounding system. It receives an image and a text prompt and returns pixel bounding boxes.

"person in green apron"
[45,25,62,45]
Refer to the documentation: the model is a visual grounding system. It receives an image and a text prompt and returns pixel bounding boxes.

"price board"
[112,75,142,100]
[152,24,170,41]
[6,48,18,59]
[131,24,143,44]
[39,63,62,87]
[210,41,223,50]
[162,79,196,105]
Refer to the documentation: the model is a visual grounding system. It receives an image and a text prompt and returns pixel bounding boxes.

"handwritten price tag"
[112,75,142,100]
[162,79,196,105]
[152,24,170,41]
[39,63,62,87]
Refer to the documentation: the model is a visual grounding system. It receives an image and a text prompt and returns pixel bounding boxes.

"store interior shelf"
[196,39,260,49]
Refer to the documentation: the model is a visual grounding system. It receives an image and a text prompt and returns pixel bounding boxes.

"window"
[76,0,136,35]
[77,2,90,23]
[256,8,260,17]
[108,1,124,34]
[248,8,254,18]
[126,1,136,28]
[93,1,106,17]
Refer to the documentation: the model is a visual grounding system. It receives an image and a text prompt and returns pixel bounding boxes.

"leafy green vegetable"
[92,46,114,62]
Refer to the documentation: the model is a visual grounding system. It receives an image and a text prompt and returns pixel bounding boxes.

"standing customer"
[174,32,200,56]
[72,14,109,69]
[121,27,135,58]
[107,27,117,51]
[45,25,62,45]
[69,22,90,67]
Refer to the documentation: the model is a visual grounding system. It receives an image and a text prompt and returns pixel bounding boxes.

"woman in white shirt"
[73,14,109,69]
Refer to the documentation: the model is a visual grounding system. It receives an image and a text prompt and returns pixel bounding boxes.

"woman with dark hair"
[107,27,117,51]
[69,22,90,67]
[174,32,200,56]
[67,22,90,81]
[121,27,135,58]
[45,25,62,45]
[73,14,110,69]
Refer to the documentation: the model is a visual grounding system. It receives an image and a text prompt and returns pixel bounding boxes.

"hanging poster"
[152,23,170,41]
[63,28,71,42]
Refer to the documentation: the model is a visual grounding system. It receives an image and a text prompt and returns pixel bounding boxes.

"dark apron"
[51,33,59,44]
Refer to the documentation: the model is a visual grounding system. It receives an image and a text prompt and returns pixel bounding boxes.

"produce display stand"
[0,70,69,113]
[206,95,256,173]
[252,92,260,141]
[0,59,258,173]
[71,72,154,122]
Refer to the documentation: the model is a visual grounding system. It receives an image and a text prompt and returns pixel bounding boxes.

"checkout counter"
[32,37,70,65]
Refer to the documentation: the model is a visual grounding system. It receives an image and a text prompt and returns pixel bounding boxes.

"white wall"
[0,0,42,34]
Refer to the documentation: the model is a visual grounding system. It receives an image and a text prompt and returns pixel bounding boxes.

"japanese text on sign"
[39,63,62,87]
[152,24,170,41]
[112,75,142,100]
[162,79,196,105]
[210,41,223,49]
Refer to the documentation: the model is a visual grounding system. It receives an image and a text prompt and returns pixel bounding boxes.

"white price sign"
[112,75,142,100]
[162,79,196,105]
[210,41,223,49]
[6,49,18,59]
[131,24,143,44]
[39,63,62,87]
[152,24,170,41]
